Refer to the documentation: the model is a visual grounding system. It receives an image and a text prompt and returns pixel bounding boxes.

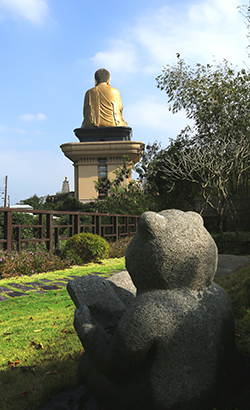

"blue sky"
[0,0,248,205]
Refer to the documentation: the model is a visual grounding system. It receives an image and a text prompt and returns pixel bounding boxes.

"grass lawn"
[1,256,250,410]
[0,258,125,410]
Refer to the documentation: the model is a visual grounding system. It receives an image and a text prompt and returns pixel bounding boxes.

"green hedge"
[63,233,109,265]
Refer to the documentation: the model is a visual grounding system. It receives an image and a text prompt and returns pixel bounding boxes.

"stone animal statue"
[68,209,235,410]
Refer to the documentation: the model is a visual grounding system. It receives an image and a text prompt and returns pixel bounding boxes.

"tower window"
[98,158,107,179]
[98,158,108,198]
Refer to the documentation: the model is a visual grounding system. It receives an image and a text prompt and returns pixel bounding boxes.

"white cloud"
[188,0,241,25]
[0,0,49,24]
[89,0,248,138]
[126,96,191,134]
[14,127,28,134]
[92,0,247,75]
[19,113,47,122]
[133,0,246,67]
[92,40,137,74]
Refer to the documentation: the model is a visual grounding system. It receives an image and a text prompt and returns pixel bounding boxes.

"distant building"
[45,177,74,205]
[10,204,33,210]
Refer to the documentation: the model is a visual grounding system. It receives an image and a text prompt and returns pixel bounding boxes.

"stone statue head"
[94,68,110,85]
[125,209,218,293]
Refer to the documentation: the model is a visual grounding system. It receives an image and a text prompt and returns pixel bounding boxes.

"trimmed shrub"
[63,233,109,265]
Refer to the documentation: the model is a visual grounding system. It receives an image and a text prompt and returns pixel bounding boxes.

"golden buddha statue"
[81,68,128,128]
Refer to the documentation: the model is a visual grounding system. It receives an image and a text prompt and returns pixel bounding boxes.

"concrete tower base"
[61,128,144,202]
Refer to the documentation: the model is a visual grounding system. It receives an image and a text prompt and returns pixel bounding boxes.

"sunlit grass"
[0,257,125,410]
[2,254,250,410]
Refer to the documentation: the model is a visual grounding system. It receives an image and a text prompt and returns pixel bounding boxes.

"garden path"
[0,254,249,302]
[0,270,126,302]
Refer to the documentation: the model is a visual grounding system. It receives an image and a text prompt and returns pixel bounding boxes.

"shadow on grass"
[1,332,250,410]
[0,355,81,410]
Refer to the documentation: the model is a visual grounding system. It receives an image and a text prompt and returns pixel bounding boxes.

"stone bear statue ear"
[138,211,167,239]
[159,209,204,227]
[185,211,204,225]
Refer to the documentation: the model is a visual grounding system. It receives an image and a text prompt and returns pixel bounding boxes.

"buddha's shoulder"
[98,83,120,95]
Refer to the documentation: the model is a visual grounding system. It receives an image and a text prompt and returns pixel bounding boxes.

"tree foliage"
[94,158,158,215]
[156,55,250,145]
[159,136,250,230]
[153,56,250,229]
[239,3,250,57]
[19,194,49,210]
[135,141,198,212]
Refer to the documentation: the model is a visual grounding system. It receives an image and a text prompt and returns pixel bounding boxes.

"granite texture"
[126,209,218,292]
[68,209,236,410]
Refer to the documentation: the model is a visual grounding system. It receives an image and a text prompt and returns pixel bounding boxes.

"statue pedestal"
[60,128,144,203]
[74,126,132,142]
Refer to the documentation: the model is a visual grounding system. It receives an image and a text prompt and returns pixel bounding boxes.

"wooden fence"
[0,208,140,252]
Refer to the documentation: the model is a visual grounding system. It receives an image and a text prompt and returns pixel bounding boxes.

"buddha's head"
[94,68,110,86]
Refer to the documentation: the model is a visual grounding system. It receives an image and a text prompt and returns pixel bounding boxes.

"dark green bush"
[63,233,109,265]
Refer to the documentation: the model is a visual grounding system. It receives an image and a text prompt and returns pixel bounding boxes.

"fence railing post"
[39,214,43,241]
[74,214,80,235]
[16,226,21,252]
[54,227,59,249]
[69,214,73,237]
[113,216,119,241]
[46,213,53,252]
[4,210,12,251]
[96,215,101,236]
[125,216,128,237]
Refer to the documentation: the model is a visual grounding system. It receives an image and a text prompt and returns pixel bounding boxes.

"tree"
[94,156,158,215]
[19,194,49,210]
[95,155,132,200]
[239,3,250,57]
[135,141,199,212]
[154,56,250,230]
[156,55,250,146]
[158,136,250,230]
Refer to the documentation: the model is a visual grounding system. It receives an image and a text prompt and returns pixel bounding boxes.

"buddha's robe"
[82,82,127,128]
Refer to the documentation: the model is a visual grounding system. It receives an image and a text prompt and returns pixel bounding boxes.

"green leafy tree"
[94,155,132,198]
[158,136,250,230]
[19,194,49,210]
[156,55,250,145]
[94,156,158,215]
[54,196,87,212]
[239,3,250,56]
[135,140,198,212]
[154,56,250,230]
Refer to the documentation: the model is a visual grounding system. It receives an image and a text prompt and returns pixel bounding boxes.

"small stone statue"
[81,68,127,128]
[61,176,71,193]
[68,209,235,410]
